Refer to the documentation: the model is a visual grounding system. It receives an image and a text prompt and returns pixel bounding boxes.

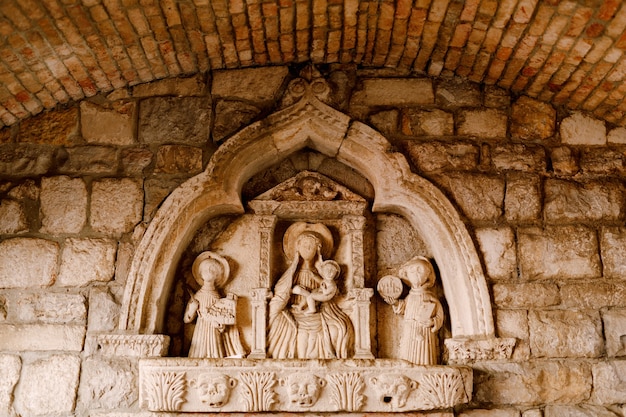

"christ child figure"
[292,260,339,314]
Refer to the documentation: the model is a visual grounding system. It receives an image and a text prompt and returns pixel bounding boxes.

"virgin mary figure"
[267,222,354,359]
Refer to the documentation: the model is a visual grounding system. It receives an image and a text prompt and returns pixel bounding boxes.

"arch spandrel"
[119,70,496,342]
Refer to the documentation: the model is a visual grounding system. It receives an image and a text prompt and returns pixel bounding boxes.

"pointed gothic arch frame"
[119,77,495,341]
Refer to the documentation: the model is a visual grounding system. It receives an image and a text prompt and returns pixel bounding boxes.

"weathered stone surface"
[91,178,143,235]
[401,109,454,136]
[434,174,504,221]
[0,238,58,288]
[138,97,211,146]
[0,145,55,177]
[580,148,625,174]
[550,146,579,176]
[491,144,546,172]
[544,179,624,223]
[368,109,398,136]
[0,199,27,234]
[375,214,430,272]
[77,357,137,411]
[545,405,621,417]
[133,74,207,97]
[212,67,289,101]
[560,112,606,145]
[0,324,85,351]
[601,227,626,279]
[213,100,260,142]
[57,238,117,287]
[114,242,134,286]
[40,176,87,234]
[14,354,81,415]
[121,147,153,175]
[0,354,20,417]
[518,226,600,280]
[351,78,434,106]
[58,146,119,175]
[474,361,591,405]
[495,309,530,360]
[154,145,203,174]
[590,360,626,404]
[457,109,507,138]
[81,101,136,145]
[7,292,86,324]
[484,85,510,108]
[522,409,543,417]
[406,141,479,173]
[88,287,120,332]
[459,409,520,417]
[493,283,560,308]
[607,126,626,144]
[529,310,603,358]
[559,281,615,309]
[475,227,517,280]
[7,179,38,200]
[144,178,184,221]
[510,96,556,140]
[602,309,626,357]
[504,174,542,223]
[436,78,481,107]
[18,107,79,145]
[0,127,12,144]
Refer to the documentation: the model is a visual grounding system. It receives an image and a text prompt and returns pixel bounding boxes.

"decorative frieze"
[96,334,170,357]
[139,358,472,413]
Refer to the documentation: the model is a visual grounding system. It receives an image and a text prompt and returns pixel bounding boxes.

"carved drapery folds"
[115,68,517,413]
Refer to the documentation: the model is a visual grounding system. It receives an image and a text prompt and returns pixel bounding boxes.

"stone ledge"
[139,358,472,413]
[443,338,516,364]
[96,334,170,357]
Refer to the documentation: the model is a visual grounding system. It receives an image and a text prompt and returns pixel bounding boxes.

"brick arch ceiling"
[2,0,626,128]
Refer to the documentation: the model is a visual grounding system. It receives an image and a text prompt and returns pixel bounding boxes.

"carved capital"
[97,334,170,357]
[444,337,517,364]
[250,288,272,301]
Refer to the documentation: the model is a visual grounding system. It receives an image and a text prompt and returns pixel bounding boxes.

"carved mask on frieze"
[283,373,326,408]
[190,373,237,408]
[370,374,418,409]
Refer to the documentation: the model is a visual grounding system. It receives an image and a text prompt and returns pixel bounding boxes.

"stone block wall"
[1,66,626,416]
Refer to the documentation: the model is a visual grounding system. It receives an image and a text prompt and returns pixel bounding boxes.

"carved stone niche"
[111,67,515,414]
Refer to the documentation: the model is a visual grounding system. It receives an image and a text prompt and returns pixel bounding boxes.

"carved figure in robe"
[293,259,339,314]
[381,256,444,365]
[184,251,246,358]
[268,222,353,359]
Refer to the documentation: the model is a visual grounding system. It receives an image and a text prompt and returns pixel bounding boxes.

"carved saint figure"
[184,251,246,358]
[381,256,444,365]
[190,373,237,408]
[285,373,326,407]
[268,222,353,359]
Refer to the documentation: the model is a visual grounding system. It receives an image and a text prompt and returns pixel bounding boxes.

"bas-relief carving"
[183,251,245,359]
[138,358,472,412]
[130,69,515,413]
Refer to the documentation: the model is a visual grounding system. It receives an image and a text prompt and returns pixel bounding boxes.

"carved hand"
[383,296,399,306]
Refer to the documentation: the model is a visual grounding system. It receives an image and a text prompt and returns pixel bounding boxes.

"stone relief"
[142,371,186,411]
[380,256,445,365]
[268,222,354,359]
[283,373,326,408]
[370,374,417,410]
[183,251,245,359]
[189,373,236,408]
[130,69,515,413]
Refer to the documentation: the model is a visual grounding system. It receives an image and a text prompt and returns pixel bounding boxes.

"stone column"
[248,215,277,359]
[342,215,373,358]
[341,215,366,289]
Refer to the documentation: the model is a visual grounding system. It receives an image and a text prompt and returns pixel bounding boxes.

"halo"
[192,251,230,287]
[283,222,334,260]
[398,256,435,286]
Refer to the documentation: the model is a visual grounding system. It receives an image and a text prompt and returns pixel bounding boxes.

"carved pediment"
[249,171,368,219]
